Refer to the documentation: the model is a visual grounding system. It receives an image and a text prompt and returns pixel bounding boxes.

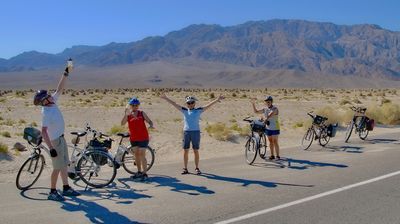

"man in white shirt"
[33,61,80,201]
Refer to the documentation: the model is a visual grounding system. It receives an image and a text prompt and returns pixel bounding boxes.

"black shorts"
[130,140,149,148]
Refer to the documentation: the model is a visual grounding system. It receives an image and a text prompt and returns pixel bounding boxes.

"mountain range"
[1,19,400,88]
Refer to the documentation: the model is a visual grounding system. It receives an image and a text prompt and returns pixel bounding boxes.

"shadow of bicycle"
[284,158,348,170]
[324,145,364,153]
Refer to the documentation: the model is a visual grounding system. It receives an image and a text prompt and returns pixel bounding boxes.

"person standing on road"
[161,93,224,175]
[121,97,154,181]
[251,96,281,160]
[33,59,81,201]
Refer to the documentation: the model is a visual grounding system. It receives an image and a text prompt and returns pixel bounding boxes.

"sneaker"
[269,155,275,160]
[131,172,143,179]
[48,191,65,201]
[62,188,81,197]
[140,173,148,181]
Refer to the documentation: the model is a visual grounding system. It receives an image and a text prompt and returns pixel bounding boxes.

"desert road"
[1,131,400,224]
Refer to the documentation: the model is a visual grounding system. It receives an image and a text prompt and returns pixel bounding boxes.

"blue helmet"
[265,96,273,102]
[128,97,140,105]
[33,90,49,106]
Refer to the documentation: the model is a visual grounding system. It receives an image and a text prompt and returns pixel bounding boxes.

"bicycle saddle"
[70,131,87,137]
[117,132,130,138]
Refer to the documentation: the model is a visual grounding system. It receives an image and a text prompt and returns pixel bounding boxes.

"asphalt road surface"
[1,131,400,224]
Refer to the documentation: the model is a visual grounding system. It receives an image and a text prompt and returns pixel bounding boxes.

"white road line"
[216,170,400,224]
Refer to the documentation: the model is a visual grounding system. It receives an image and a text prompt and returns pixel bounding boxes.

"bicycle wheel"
[359,128,369,140]
[76,150,116,188]
[16,155,45,190]
[122,146,155,174]
[344,121,353,143]
[259,134,267,159]
[245,136,258,165]
[319,127,331,146]
[301,128,314,150]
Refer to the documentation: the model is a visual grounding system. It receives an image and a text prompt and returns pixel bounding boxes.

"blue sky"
[1,0,399,59]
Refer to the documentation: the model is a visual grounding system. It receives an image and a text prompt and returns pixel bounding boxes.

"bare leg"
[274,136,280,157]
[141,148,147,174]
[268,136,275,156]
[51,169,60,189]
[133,147,141,172]
[60,167,69,185]
[193,150,200,169]
[183,149,189,169]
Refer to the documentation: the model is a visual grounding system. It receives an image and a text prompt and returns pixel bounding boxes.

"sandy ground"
[0,88,399,183]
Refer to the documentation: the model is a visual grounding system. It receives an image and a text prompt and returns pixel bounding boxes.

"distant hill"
[1,19,400,88]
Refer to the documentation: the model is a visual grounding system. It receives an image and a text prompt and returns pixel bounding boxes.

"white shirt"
[42,92,65,141]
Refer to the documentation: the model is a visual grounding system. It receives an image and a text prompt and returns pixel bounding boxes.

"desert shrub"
[3,119,15,126]
[367,102,400,125]
[19,119,26,124]
[293,121,304,128]
[1,131,11,138]
[0,116,3,121]
[205,123,234,141]
[353,98,362,104]
[108,125,128,135]
[339,99,351,106]
[381,98,391,105]
[0,142,8,154]
[30,122,38,127]
[316,106,353,126]
[209,92,215,99]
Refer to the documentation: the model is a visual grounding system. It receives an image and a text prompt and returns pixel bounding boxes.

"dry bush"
[0,142,8,154]
[1,131,11,138]
[367,102,400,125]
[205,122,234,141]
[339,99,351,106]
[108,125,128,135]
[315,106,353,126]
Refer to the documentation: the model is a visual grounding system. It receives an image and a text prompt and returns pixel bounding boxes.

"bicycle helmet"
[128,97,140,105]
[185,96,197,103]
[33,90,49,106]
[265,95,273,102]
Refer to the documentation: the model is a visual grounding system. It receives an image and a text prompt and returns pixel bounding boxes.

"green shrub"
[1,131,11,138]
[108,125,128,135]
[205,123,234,141]
[0,142,8,154]
[367,102,400,125]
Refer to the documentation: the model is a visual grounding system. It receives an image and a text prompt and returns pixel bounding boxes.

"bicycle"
[16,125,117,190]
[344,106,374,142]
[112,132,156,174]
[67,124,117,188]
[243,117,267,165]
[301,112,331,150]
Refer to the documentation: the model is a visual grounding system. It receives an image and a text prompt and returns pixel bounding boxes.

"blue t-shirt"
[181,107,203,131]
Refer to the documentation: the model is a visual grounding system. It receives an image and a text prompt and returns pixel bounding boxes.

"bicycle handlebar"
[243,117,253,123]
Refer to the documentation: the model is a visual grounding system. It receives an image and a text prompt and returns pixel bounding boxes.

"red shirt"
[127,111,149,141]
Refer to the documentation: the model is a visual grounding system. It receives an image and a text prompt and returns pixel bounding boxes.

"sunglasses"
[187,101,195,105]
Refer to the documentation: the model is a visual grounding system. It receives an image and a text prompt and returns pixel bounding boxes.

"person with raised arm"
[33,59,80,201]
[161,93,224,175]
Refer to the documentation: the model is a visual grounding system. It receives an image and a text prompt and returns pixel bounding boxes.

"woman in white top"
[251,96,281,160]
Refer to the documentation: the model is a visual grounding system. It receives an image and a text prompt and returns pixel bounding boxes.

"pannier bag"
[23,127,42,146]
[87,138,111,166]
[327,123,338,137]
[251,120,266,132]
[366,118,375,131]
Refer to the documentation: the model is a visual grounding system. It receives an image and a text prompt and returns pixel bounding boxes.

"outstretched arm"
[203,95,224,112]
[55,64,73,96]
[160,93,183,111]
[250,98,264,114]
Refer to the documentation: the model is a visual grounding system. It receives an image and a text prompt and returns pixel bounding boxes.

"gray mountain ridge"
[1,19,399,80]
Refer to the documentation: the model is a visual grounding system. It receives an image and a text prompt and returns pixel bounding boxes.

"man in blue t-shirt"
[161,93,224,175]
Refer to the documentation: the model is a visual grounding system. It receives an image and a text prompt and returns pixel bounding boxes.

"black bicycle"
[243,117,267,165]
[301,112,331,150]
[344,106,373,142]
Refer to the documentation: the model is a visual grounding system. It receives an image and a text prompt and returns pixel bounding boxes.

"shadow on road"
[120,175,215,196]
[199,173,314,188]
[366,138,399,144]
[284,158,348,170]
[60,195,141,224]
[324,145,364,153]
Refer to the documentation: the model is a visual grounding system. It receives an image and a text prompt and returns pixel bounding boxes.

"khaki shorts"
[50,136,69,170]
